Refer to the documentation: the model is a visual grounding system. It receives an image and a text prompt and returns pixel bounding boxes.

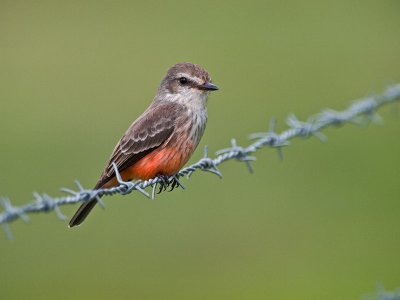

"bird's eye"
[179,77,188,85]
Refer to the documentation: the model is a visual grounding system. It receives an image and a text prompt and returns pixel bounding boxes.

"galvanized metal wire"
[369,285,400,300]
[377,290,400,300]
[1,84,400,238]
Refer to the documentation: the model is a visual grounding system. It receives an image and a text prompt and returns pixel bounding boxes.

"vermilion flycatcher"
[69,62,218,227]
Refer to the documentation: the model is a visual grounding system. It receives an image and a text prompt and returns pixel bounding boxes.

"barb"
[1,84,400,234]
[367,285,400,300]
[377,289,400,300]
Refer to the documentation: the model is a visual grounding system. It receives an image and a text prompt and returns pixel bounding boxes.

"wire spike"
[203,145,209,157]
[173,175,186,190]
[370,112,384,124]
[112,162,123,183]
[54,206,67,221]
[33,192,43,202]
[203,168,223,178]
[95,196,106,209]
[269,117,277,132]
[245,161,254,174]
[18,212,30,223]
[277,147,284,161]
[313,131,328,142]
[1,198,10,209]
[151,183,157,201]
[133,183,150,198]
[2,223,13,240]
[231,138,237,147]
[75,180,85,192]
[186,170,194,179]
[60,187,78,196]
[248,132,266,140]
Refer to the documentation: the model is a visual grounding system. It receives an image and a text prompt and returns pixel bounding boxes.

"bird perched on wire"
[69,62,219,227]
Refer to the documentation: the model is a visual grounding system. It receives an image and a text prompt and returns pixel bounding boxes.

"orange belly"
[103,146,192,188]
[128,147,188,179]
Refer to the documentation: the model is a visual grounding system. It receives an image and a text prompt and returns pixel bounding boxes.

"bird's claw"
[156,175,184,194]
[157,175,169,194]
[168,177,180,192]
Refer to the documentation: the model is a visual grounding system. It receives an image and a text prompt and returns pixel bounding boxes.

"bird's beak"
[200,82,219,91]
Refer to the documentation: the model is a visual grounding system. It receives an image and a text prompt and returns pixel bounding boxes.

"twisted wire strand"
[377,289,400,300]
[370,285,400,300]
[1,84,400,238]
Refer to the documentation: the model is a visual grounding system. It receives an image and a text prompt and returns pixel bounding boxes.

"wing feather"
[95,102,183,188]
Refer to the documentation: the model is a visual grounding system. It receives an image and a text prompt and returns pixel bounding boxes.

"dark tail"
[69,177,108,227]
[68,199,98,228]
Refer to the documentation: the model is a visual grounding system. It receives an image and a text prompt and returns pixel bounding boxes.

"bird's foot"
[156,175,185,194]
[156,175,169,194]
[168,176,181,192]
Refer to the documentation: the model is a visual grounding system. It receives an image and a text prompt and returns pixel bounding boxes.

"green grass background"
[1,1,400,299]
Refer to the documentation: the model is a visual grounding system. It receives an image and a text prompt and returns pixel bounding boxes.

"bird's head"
[155,62,218,108]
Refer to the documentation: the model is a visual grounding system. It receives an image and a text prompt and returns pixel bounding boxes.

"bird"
[69,62,218,227]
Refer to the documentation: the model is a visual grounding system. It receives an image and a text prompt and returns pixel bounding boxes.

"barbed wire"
[1,84,400,238]
[365,285,400,300]
[377,288,400,300]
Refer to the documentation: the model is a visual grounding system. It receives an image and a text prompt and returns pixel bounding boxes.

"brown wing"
[95,102,184,189]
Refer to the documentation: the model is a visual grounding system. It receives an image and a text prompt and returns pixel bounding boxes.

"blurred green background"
[1,1,400,299]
